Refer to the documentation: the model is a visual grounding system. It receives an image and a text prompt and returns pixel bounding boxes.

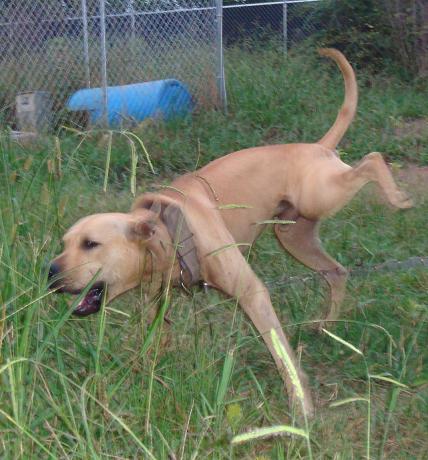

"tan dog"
[49,49,412,416]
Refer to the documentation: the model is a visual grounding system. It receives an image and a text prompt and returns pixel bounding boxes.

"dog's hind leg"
[204,244,314,417]
[350,152,412,208]
[275,216,348,326]
[330,152,413,212]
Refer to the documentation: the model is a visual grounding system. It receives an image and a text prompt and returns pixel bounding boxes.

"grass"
[1,45,428,458]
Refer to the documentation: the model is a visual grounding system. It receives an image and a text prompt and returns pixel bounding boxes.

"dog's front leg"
[204,245,315,417]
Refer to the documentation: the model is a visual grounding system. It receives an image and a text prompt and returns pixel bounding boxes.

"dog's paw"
[390,190,413,209]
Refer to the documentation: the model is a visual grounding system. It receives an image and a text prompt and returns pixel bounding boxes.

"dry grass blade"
[0,301,5,363]
[127,137,138,196]
[270,329,305,401]
[5,290,57,320]
[123,130,155,174]
[54,136,62,178]
[329,397,369,408]
[270,329,313,459]
[0,357,28,375]
[59,125,89,136]
[256,219,295,225]
[80,376,97,458]
[231,425,309,445]
[369,374,408,388]
[157,185,186,195]
[103,130,113,193]
[179,400,194,460]
[322,328,364,356]
[207,242,251,257]
[217,203,253,209]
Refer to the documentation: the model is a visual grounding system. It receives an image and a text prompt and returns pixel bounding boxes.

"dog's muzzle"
[48,262,105,316]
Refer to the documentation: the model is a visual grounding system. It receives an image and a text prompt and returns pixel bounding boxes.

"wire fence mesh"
[0,0,323,131]
[224,0,321,51]
[0,0,219,129]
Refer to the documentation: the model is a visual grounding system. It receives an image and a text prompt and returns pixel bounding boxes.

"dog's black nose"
[48,262,60,281]
[47,262,64,291]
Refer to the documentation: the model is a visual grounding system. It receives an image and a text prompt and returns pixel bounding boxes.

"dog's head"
[48,209,174,316]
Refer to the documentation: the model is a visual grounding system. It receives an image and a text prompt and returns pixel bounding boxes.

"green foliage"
[306,0,428,78]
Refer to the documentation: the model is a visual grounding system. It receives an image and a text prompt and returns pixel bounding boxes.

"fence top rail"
[0,0,320,27]
[224,0,320,8]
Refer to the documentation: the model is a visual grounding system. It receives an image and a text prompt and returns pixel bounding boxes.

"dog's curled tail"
[317,48,358,151]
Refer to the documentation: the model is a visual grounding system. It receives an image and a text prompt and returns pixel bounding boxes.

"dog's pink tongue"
[73,290,102,316]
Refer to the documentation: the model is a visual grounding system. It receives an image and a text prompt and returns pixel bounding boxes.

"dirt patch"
[397,165,428,193]
[394,118,428,139]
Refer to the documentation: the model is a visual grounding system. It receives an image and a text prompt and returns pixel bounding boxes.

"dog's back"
[167,49,358,242]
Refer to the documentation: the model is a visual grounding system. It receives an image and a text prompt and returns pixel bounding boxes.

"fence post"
[128,0,136,40]
[81,0,91,88]
[283,0,288,55]
[99,0,108,127]
[215,0,227,112]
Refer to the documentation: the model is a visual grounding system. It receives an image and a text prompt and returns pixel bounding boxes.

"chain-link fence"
[223,0,321,51]
[0,0,322,131]
[222,0,323,109]
[0,0,219,129]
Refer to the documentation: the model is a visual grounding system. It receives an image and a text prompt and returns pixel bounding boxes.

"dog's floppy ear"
[129,199,163,240]
[148,200,161,217]
[132,196,162,216]
[129,219,157,241]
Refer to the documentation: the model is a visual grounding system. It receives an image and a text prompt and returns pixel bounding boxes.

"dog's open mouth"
[73,282,105,316]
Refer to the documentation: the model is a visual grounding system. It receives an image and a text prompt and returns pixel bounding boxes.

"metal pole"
[215,0,227,112]
[129,0,136,40]
[283,0,288,55]
[99,0,108,127]
[81,0,91,87]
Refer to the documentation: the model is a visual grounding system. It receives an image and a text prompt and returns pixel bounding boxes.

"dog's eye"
[82,239,100,250]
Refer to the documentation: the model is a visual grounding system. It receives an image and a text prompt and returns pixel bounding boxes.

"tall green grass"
[1,46,427,458]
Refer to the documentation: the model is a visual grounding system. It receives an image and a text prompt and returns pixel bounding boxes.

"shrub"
[307,0,427,78]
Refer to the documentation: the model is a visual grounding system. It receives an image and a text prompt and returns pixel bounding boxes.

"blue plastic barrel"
[67,79,192,127]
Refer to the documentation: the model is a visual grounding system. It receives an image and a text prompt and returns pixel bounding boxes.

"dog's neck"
[130,209,181,284]
[132,198,202,285]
